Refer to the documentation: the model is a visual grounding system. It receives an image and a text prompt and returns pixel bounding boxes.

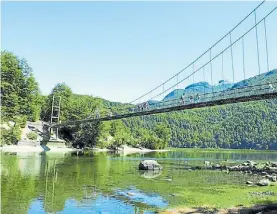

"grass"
[160,183,277,212]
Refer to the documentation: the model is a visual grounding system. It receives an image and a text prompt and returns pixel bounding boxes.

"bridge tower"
[50,95,61,140]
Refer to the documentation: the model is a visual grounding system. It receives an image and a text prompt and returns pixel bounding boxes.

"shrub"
[0,124,21,145]
[27,131,38,140]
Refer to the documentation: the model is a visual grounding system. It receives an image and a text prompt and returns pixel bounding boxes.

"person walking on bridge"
[137,104,142,112]
[180,94,186,104]
[189,95,194,103]
[143,102,148,110]
[268,82,275,92]
[195,94,200,103]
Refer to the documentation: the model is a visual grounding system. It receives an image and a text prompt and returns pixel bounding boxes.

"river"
[1,149,277,214]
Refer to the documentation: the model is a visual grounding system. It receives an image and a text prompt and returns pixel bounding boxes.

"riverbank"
[0,145,76,153]
[86,145,171,155]
[0,144,170,154]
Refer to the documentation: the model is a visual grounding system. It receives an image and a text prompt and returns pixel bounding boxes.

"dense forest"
[1,51,277,150]
[1,51,43,144]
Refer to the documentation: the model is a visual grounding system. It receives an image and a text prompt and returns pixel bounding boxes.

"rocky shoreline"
[184,160,277,186]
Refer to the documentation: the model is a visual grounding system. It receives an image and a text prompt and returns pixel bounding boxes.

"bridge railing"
[99,81,277,118]
[143,81,277,111]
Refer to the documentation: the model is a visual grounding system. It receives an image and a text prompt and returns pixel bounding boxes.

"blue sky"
[2,1,277,103]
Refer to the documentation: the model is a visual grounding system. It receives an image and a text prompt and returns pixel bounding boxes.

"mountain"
[161,69,277,102]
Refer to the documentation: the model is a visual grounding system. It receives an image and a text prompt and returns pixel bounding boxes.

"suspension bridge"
[51,1,277,129]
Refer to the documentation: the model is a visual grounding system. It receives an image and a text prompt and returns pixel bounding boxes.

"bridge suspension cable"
[52,1,277,127]
[106,3,277,116]
[136,4,277,103]
[128,1,266,104]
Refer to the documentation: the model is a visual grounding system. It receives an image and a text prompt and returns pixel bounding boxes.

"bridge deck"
[51,91,277,128]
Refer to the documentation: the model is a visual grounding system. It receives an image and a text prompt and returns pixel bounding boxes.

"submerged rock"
[138,160,163,170]
[271,162,277,167]
[127,192,135,196]
[204,161,211,166]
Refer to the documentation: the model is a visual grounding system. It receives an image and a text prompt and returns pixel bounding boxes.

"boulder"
[270,176,277,182]
[246,160,257,165]
[138,160,163,170]
[215,164,221,169]
[204,161,211,166]
[246,181,253,185]
[257,179,271,186]
[271,162,277,167]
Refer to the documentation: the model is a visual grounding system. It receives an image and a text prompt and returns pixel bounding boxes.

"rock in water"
[272,162,277,167]
[127,192,135,196]
[257,179,271,186]
[270,176,277,182]
[138,160,163,170]
[204,161,211,166]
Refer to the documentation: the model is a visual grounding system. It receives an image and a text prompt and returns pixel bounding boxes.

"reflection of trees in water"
[2,151,276,213]
[1,154,38,214]
[139,170,162,179]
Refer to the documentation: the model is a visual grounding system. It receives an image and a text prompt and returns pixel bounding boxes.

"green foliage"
[110,120,132,148]
[2,51,276,150]
[124,99,277,150]
[1,51,42,144]
[40,83,73,122]
[2,151,277,213]
[0,124,21,145]
[27,131,38,140]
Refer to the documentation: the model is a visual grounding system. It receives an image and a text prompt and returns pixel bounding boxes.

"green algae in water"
[1,149,277,214]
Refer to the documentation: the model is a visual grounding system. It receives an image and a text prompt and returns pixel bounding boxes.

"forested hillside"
[1,51,43,144]
[1,51,276,150]
[123,100,277,150]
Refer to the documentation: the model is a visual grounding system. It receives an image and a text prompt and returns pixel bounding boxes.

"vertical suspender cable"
[203,66,205,99]
[230,33,235,83]
[193,63,195,96]
[222,53,225,93]
[210,49,213,95]
[264,19,269,72]
[163,83,165,108]
[222,53,224,80]
[254,10,261,75]
[193,63,195,84]
[177,74,179,105]
[242,37,246,80]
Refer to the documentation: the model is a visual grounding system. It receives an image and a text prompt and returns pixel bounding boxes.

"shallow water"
[1,149,277,214]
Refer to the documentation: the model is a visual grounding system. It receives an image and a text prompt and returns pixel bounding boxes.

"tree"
[155,124,171,149]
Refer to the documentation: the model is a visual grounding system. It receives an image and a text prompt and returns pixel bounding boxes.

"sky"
[2,1,277,103]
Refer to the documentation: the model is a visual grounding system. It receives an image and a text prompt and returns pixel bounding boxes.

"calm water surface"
[1,149,277,214]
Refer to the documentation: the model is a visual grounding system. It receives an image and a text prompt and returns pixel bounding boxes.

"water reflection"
[1,149,277,214]
[116,187,168,208]
[139,170,162,179]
